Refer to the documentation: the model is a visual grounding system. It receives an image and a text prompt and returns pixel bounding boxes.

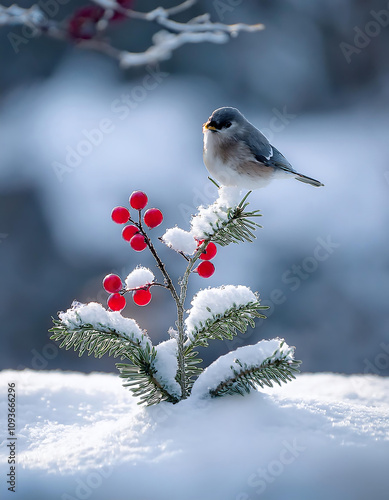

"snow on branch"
[125,266,155,290]
[191,339,301,399]
[53,301,151,352]
[1,1,264,68]
[184,285,267,347]
[190,187,262,245]
[0,4,45,26]
[162,227,197,255]
[51,301,181,404]
[153,339,182,398]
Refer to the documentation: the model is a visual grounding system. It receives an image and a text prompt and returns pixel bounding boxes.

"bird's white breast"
[203,129,276,189]
[203,130,247,188]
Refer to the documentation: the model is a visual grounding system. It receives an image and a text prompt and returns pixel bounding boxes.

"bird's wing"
[265,145,296,173]
[245,125,296,173]
[244,125,273,161]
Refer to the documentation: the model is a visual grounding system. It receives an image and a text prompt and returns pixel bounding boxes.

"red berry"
[122,225,138,241]
[111,206,130,224]
[129,191,148,210]
[133,289,152,306]
[107,293,126,311]
[103,274,122,293]
[144,208,163,229]
[68,6,105,40]
[130,233,147,251]
[117,0,134,7]
[196,261,215,278]
[111,0,134,22]
[200,242,217,261]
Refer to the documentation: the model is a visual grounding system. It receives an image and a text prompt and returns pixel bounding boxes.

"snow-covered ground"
[0,369,388,499]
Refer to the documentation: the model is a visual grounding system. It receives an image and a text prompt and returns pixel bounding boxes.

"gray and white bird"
[203,107,323,189]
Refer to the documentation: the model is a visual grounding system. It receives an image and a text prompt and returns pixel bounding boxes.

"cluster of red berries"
[194,240,217,278]
[103,273,152,311]
[111,191,163,252]
[104,190,163,311]
[104,190,219,312]
[68,0,134,40]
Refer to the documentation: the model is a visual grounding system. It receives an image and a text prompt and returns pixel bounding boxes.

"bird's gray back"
[241,121,272,161]
[243,122,295,173]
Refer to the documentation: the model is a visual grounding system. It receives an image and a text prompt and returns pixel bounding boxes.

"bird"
[203,107,323,189]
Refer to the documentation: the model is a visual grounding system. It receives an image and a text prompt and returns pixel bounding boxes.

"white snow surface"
[0,370,388,499]
[185,285,257,341]
[125,266,155,290]
[162,227,198,255]
[190,186,243,239]
[59,301,151,349]
[191,338,292,398]
[154,339,181,398]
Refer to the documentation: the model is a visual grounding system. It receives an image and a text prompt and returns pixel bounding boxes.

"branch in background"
[0,1,264,68]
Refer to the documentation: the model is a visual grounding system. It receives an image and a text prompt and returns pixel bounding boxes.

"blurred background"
[0,0,388,376]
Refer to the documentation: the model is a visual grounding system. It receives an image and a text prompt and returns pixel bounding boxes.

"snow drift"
[0,370,388,500]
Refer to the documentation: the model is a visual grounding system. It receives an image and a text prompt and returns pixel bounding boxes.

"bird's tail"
[295,173,324,187]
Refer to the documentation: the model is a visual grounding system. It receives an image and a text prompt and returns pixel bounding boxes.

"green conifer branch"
[49,319,145,359]
[49,318,179,405]
[200,193,262,246]
[186,301,268,349]
[178,346,203,395]
[209,344,302,398]
[117,343,180,405]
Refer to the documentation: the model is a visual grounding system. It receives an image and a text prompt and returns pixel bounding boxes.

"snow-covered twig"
[119,30,231,68]
[93,0,198,20]
[1,1,264,68]
[0,4,45,26]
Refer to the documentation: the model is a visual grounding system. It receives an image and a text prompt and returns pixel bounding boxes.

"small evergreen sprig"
[207,341,302,398]
[199,191,262,246]
[50,184,301,406]
[186,299,267,348]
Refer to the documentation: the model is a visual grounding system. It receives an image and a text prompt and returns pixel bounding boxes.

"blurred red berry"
[130,234,147,251]
[144,208,163,229]
[196,261,215,278]
[111,206,130,224]
[133,288,152,306]
[68,5,104,40]
[111,0,134,22]
[103,274,122,293]
[117,0,134,7]
[200,242,217,261]
[129,191,148,210]
[122,225,138,241]
[107,293,126,311]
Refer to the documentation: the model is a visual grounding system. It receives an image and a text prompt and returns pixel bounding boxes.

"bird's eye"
[224,121,232,128]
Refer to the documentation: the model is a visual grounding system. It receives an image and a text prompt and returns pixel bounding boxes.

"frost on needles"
[50,185,301,406]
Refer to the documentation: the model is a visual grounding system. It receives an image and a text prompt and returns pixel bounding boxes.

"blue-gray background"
[0,0,388,376]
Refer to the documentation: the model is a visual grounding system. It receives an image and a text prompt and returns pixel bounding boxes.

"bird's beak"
[203,121,217,131]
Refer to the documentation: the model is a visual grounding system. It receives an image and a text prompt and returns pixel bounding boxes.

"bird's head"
[203,107,246,137]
